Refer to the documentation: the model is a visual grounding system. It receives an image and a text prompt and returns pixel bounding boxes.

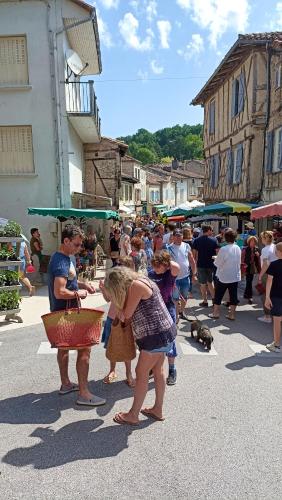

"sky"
[89,0,282,138]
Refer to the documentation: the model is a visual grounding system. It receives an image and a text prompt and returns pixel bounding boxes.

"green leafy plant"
[0,220,22,237]
[0,290,21,310]
[0,248,20,262]
[0,270,19,286]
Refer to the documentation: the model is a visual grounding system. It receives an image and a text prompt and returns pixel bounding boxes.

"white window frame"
[0,36,29,86]
[0,125,34,175]
[275,64,282,89]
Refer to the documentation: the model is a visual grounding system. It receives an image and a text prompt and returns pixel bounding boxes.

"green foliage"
[0,220,22,237]
[0,270,19,286]
[160,156,174,164]
[0,290,21,310]
[0,247,20,261]
[118,124,203,165]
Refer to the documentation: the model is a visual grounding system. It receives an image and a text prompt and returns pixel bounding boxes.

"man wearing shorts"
[193,225,219,307]
[168,229,197,322]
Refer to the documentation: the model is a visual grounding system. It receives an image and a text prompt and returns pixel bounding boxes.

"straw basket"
[42,298,104,349]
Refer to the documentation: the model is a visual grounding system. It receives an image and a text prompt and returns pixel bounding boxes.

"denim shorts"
[145,341,174,353]
[172,276,190,300]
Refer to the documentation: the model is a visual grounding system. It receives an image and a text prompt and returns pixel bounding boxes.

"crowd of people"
[46,217,282,425]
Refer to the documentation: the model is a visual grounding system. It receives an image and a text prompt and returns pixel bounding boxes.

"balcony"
[65,81,101,143]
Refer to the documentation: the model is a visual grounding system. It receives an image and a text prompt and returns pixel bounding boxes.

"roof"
[191,32,282,106]
[146,173,162,185]
[101,137,128,152]
[123,155,142,164]
[145,164,204,180]
[121,175,138,184]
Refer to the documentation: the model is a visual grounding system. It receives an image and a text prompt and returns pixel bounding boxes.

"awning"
[163,207,203,217]
[119,205,134,214]
[251,201,282,220]
[202,201,258,215]
[154,204,168,210]
[28,207,119,220]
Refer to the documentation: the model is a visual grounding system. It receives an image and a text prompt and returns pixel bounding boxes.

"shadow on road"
[2,417,153,469]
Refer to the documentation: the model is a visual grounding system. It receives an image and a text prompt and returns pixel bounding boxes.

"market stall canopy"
[119,205,133,214]
[189,214,226,223]
[28,207,119,221]
[251,201,282,220]
[202,201,258,215]
[163,207,203,217]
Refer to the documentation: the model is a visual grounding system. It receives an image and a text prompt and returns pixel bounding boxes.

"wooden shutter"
[266,131,274,173]
[214,154,220,188]
[226,148,234,185]
[209,100,215,134]
[0,126,34,174]
[235,143,243,184]
[278,129,282,171]
[209,158,214,187]
[0,36,28,85]
[238,73,245,113]
[231,80,237,117]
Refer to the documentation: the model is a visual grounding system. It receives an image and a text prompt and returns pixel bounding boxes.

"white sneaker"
[266,342,280,352]
[257,316,272,323]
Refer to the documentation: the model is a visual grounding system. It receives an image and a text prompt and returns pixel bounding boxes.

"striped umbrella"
[202,201,258,215]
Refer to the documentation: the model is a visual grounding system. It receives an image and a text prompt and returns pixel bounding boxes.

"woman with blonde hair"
[257,231,277,323]
[102,266,177,425]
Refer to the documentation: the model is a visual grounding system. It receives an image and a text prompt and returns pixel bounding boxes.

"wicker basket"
[42,306,104,350]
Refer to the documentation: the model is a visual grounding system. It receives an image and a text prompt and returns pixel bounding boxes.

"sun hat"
[245,222,255,229]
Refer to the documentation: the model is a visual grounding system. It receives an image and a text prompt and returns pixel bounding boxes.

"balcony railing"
[65,80,101,136]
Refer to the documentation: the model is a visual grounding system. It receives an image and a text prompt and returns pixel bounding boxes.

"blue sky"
[90,0,282,138]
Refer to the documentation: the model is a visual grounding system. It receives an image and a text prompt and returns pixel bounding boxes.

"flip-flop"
[113,412,139,426]
[103,374,117,384]
[225,315,235,321]
[141,409,165,421]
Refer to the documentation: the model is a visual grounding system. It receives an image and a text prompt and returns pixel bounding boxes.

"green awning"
[28,207,119,221]
[154,204,168,210]
[163,207,203,217]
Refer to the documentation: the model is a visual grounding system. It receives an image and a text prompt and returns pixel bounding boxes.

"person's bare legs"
[207,281,215,300]
[125,360,135,387]
[57,349,71,386]
[200,284,208,302]
[76,348,92,399]
[212,303,220,318]
[21,276,35,296]
[103,361,117,383]
[273,316,282,345]
[114,351,160,424]
[227,304,236,320]
[144,353,166,418]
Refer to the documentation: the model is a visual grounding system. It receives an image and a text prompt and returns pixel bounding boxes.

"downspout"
[259,42,272,201]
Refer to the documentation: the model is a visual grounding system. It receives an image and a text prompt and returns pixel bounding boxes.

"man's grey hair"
[124,225,132,235]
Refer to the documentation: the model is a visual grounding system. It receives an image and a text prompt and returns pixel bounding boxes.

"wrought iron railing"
[65,80,100,136]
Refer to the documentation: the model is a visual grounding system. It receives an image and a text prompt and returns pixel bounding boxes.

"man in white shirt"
[119,225,132,257]
[168,229,197,321]
[258,230,277,323]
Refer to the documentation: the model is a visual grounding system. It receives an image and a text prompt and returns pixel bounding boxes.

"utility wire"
[94,76,208,83]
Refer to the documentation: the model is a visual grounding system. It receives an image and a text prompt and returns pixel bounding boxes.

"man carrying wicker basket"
[46,225,106,407]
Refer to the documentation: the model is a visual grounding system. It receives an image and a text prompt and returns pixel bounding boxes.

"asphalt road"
[1,290,282,500]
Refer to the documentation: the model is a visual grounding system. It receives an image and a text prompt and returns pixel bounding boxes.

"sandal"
[103,373,117,384]
[225,315,235,321]
[208,313,219,320]
[113,412,139,426]
[141,408,165,421]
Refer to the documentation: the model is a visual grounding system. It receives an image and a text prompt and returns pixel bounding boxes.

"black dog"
[190,320,214,351]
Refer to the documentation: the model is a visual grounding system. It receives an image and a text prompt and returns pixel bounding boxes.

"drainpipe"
[259,42,272,201]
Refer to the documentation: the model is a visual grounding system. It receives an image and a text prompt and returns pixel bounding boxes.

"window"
[180,189,184,203]
[0,36,28,85]
[231,73,245,117]
[0,126,34,174]
[275,64,282,89]
[209,154,220,188]
[134,167,140,180]
[273,127,282,172]
[233,143,244,184]
[209,100,215,134]
[150,189,160,202]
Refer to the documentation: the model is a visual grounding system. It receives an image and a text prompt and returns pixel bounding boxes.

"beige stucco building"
[0,0,101,252]
[192,32,282,205]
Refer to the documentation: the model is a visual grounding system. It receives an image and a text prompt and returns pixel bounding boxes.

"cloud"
[99,0,119,8]
[96,10,113,47]
[268,2,282,29]
[150,60,164,74]
[146,0,158,22]
[119,12,153,51]
[177,33,204,60]
[157,20,171,49]
[176,0,250,47]
[129,0,139,11]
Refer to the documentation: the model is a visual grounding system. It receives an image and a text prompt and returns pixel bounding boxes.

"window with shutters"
[0,126,34,174]
[231,73,245,117]
[275,64,282,89]
[209,99,215,134]
[0,36,29,85]
[273,127,282,172]
[233,143,244,184]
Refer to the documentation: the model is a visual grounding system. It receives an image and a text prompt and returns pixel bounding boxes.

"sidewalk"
[0,267,108,334]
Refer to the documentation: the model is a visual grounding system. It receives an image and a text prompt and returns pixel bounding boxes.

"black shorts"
[271,297,282,317]
[214,280,238,306]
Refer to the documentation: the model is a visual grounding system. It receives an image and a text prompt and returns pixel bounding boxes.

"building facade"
[0,0,101,252]
[192,32,282,204]
[121,155,147,214]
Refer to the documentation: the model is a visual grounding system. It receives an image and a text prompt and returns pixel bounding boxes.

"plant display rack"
[0,237,23,324]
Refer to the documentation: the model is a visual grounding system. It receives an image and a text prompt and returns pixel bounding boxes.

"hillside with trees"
[117,124,203,165]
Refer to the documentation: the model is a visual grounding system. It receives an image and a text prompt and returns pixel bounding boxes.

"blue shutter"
[278,129,282,171]
[231,80,237,117]
[214,154,220,187]
[235,143,243,184]
[266,131,274,173]
[209,101,215,134]
[238,73,245,113]
[226,148,234,185]
[209,158,214,187]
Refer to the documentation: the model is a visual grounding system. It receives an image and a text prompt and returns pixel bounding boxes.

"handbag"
[41,292,104,350]
[255,282,266,295]
[106,318,136,362]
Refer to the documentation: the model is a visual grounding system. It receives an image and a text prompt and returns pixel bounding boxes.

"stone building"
[192,32,282,204]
